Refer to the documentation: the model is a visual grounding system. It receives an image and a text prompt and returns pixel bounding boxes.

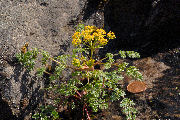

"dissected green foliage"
[32,105,59,120]
[16,24,142,120]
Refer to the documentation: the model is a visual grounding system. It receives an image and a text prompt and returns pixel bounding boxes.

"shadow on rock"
[3,59,45,119]
[102,0,179,57]
[82,0,102,21]
[0,93,17,120]
[18,86,44,120]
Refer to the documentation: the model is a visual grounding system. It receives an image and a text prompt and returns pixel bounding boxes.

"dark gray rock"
[0,0,106,119]
[103,0,179,56]
[0,0,89,119]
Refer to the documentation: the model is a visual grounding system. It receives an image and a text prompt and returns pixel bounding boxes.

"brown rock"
[127,81,146,93]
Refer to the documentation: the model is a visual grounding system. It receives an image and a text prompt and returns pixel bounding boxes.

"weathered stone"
[103,0,179,56]
[0,0,89,119]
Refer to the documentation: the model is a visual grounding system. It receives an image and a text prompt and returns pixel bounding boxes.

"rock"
[0,0,91,119]
[103,0,179,56]
[127,81,146,93]
[133,57,170,93]
[0,0,106,118]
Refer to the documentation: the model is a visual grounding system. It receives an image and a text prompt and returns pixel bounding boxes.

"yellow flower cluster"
[81,26,97,43]
[72,58,80,67]
[107,31,116,39]
[97,36,108,45]
[72,25,116,46]
[96,29,106,35]
[85,25,97,31]
[72,32,81,46]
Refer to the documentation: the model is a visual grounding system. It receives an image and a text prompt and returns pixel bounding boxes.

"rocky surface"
[0,0,107,119]
[0,0,85,119]
[102,0,179,57]
[0,0,179,119]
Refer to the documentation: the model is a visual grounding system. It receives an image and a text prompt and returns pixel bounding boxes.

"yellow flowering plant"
[72,25,115,59]
[16,24,142,120]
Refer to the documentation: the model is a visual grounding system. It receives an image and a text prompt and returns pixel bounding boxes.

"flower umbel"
[72,25,116,47]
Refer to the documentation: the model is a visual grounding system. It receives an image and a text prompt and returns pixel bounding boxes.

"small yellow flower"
[72,38,81,46]
[98,36,108,45]
[72,58,80,67]
[72,32,81,39]
[96,29,106,35]
[85,25,96,30]
[92,32,98,37]
[84,34,94,42]
[81,30,86,37]
[107,31,116,39]
[85,25,91,30]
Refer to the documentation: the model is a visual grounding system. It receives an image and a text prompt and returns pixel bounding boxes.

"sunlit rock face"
[0,0,106,119]
[104,0,179,56]
[0,0,87,119]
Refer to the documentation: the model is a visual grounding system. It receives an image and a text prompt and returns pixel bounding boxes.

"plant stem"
[84,104,91,120]
[44,70,51,75]
[49,57,61,65]
[76,90,82,98]
[100,78,105,98]
[90,41,94,59]
[90,48,94,59]
[93,53,120,66]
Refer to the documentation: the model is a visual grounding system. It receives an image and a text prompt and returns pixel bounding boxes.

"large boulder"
[0,0,106,119]
[0,0,87,119]
[103,0,179,56]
